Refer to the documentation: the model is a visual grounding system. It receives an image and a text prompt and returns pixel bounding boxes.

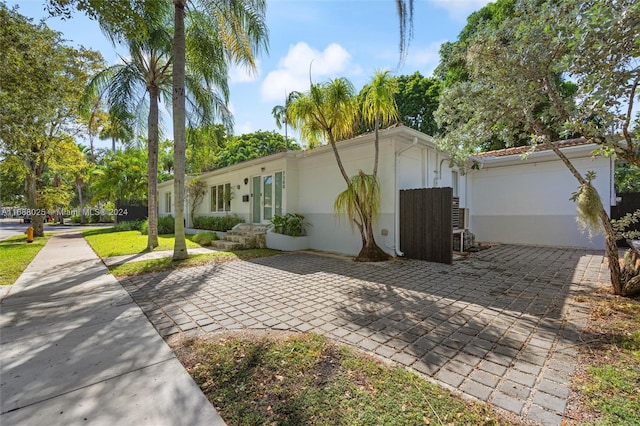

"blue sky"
[8,0,491,149]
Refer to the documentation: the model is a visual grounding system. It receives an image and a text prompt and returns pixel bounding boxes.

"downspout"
[394,136,419,256]
[434,157,447,187]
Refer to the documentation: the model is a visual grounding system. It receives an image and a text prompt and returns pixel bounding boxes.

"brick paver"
[121,245,607,424]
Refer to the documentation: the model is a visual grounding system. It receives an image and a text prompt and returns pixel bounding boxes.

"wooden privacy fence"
[611,192,640,245]
[399,187,453,264]
[115,200,148,223]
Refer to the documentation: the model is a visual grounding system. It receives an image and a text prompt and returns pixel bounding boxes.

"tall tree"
[84,18,172,250]
[216,131,300,168]
[186,124,228,173]
[393,72,441,136]
[271,91,300,149]
[171,0,268,260]
[90,148,148,205]
[0,4,104,237]
[434,0,640,296]
[84,8,231,250]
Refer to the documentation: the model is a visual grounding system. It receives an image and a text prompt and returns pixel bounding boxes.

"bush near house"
[141,216,175,235]
[192,231,218,246]
[192,214,244,232]
[270,213,308,236]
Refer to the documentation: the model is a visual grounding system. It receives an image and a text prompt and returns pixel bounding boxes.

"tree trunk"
[76,177,85,225]
[543,139,624,294]
[172,0,188,260]
[355,215,389,262]
[147,86,160,250]
[25,173,44,238]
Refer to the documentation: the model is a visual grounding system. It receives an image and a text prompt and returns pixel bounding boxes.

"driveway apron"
[122,245,606,425]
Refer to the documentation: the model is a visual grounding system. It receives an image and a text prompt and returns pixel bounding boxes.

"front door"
[252,172,284,223]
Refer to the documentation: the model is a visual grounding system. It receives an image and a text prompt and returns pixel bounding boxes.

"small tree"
[186,178,207,225]
[289,73,399,262]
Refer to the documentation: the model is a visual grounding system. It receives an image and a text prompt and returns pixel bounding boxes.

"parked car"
[23,214,31,223]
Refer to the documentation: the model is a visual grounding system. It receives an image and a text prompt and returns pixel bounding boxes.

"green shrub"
[113,220,144,232]
[192,214,244,231]
[192,231,218,246]
[70,214,81,224]
[270,213,309,236]
[141,216,175,235]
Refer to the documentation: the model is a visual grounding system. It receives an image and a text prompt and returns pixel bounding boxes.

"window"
[451,171,459,197]
[165,192,172,213]
[210,183,232,212]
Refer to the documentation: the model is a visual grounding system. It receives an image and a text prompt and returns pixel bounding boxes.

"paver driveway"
[121,245,607,425]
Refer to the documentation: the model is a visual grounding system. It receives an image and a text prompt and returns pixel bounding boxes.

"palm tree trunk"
[172,0,188,260]
[147,86,160,250]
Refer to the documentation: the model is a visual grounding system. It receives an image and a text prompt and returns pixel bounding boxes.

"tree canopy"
[0,4,104,236]
[216,131,300,169]
[433,0,640,296]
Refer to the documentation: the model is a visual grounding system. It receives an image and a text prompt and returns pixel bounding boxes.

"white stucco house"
[158,126,614,256]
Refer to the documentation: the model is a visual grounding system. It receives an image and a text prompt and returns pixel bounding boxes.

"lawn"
[170,332,518,426]
[82,228,202,258]
[108,249,280,277]
[569,290,640,425]
[0,234,49,285]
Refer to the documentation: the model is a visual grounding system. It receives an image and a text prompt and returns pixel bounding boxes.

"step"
[227,230,266,237]
[234,224,270,233]
[209,240,243,251]
[224,235,255,244]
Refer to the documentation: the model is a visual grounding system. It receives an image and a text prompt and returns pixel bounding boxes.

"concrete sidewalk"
[0,232,224,425]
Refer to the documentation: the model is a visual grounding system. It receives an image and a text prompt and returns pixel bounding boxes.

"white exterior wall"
[469,148,613,249]
[296,139,397,256]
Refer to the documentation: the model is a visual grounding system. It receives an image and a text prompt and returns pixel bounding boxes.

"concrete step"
[233,224,270,233]
[209,240,243,251]
[224,235,255,244]
[227,230,266,237]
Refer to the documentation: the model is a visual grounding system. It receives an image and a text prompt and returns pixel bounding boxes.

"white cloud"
[260,42,354,102]
[405,40,446,76]
[229,60,261,84]
[428,0,492,21]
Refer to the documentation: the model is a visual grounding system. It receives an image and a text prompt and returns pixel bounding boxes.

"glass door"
[252,172,284,223]
[263,175,273,221]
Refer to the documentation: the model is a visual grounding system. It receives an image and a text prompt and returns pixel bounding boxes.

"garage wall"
[469,150,613,249]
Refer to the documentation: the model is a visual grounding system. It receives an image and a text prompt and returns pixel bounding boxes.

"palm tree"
[271,91,299,150]
[171,0,268,260]
[288,78,357,184]
[361,70,399,176]
[99,105,135,151]
[289,77,389,261]
[85,11,231,251]
[85,23,172,250]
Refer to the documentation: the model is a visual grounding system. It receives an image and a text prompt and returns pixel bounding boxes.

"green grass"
[0,234,49,285]
[82,228,201,257]
[574,296,640,425]
[108,249,280,277]
[174,333,506,426]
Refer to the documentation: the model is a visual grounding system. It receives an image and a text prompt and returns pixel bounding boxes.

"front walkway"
[0,233,224,425]
[121,245,607,425]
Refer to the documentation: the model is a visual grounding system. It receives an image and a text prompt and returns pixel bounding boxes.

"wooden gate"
[611,192,640,246]
[400,187,453,264]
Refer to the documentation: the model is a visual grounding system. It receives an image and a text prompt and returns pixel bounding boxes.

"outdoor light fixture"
[244,178,249,185]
